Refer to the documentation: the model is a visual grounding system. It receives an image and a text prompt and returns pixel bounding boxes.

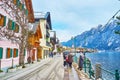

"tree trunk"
[19,53,24,66]
[19,42,25,66]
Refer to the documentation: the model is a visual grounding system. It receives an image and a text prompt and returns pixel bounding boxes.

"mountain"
[61,20,120,51]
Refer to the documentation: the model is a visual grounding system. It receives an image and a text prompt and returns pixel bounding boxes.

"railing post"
[84,57,86,73]
[95,63,102,80]
[115,70,119,80]
[89,62,92,79]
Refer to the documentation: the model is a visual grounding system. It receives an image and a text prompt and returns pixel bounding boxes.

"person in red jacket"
[68,53,73,68]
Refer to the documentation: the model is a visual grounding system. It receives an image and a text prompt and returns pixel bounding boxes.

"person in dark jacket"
[78,54,84,70]
[63,53,67,66]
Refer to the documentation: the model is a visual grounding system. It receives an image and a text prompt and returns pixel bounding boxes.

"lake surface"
[85,51,120,72]
[76,51,120,80]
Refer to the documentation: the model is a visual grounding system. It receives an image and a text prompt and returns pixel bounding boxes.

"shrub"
[0,69,3,72]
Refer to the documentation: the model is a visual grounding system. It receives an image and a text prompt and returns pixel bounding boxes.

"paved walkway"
[0,58,53,80]
[0,54,89,80]
[64,66,80,80]
[73,63,90,80]
[63,62,91,80]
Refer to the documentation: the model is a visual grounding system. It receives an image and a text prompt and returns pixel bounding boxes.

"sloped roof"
[31,23,42,38]
[34,12,52,30]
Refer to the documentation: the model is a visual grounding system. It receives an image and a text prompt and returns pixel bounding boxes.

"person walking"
[63,53,67,67]
[68,53,73,68]
[78,53,84,70]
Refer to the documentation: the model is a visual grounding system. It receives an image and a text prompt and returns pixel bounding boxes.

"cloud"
[55,29,74,42]
[32,0,120,42]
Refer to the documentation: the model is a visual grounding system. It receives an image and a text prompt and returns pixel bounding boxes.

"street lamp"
[71,36,76,53]
[71,36,78,63]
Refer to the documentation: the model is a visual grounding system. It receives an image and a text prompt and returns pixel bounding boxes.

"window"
[13,0,17,5]
[13,48,18,57]
[6,48,13,58]
[0,47,3,59]
[19,2,24,10]
[0,14,6,27]
[25,9,28,15]
[14,23,19,33]
[8,19,15,30]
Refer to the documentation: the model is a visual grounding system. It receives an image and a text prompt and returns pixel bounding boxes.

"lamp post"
[71,36,77,63]
[71,36,76,53]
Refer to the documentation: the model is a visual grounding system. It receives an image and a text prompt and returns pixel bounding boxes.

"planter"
[8,68,16,72]
[0,72,5,77]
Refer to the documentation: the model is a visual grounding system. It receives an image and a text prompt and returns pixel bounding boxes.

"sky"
[32,0,120,42]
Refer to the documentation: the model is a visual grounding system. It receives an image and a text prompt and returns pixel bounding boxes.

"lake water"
[76,51,120,80]
[85,51,120,72]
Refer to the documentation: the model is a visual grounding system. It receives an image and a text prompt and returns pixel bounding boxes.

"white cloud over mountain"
[32,0,120,42]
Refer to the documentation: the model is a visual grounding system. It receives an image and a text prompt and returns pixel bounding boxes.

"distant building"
[35,12,52,58]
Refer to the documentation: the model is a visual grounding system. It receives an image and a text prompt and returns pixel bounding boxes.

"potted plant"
[0,69,3,73]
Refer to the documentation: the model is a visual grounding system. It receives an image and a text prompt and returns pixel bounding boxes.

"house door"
[32,49,35,61]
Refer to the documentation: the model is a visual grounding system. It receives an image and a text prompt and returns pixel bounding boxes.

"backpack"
[66,56,69,62]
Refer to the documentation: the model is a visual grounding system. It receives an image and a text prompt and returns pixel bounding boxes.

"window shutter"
[8,19,12,30]
[0,47,3,59]
[10,49,13,57]
[12,21,15,30]
[3,16,6,26]
[26,9,28,15]
[16,49,18,57]
[17,0,20,7]
[19,2,22,10]
[0,14,6,27]
[22,4,24,10]
[14,23,19,33]
[6,48,8,58]
[13,0,17,5]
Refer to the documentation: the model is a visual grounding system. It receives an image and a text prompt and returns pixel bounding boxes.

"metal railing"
[99,67,119,80]
[73,55,120,80]
[83,57,95,80]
